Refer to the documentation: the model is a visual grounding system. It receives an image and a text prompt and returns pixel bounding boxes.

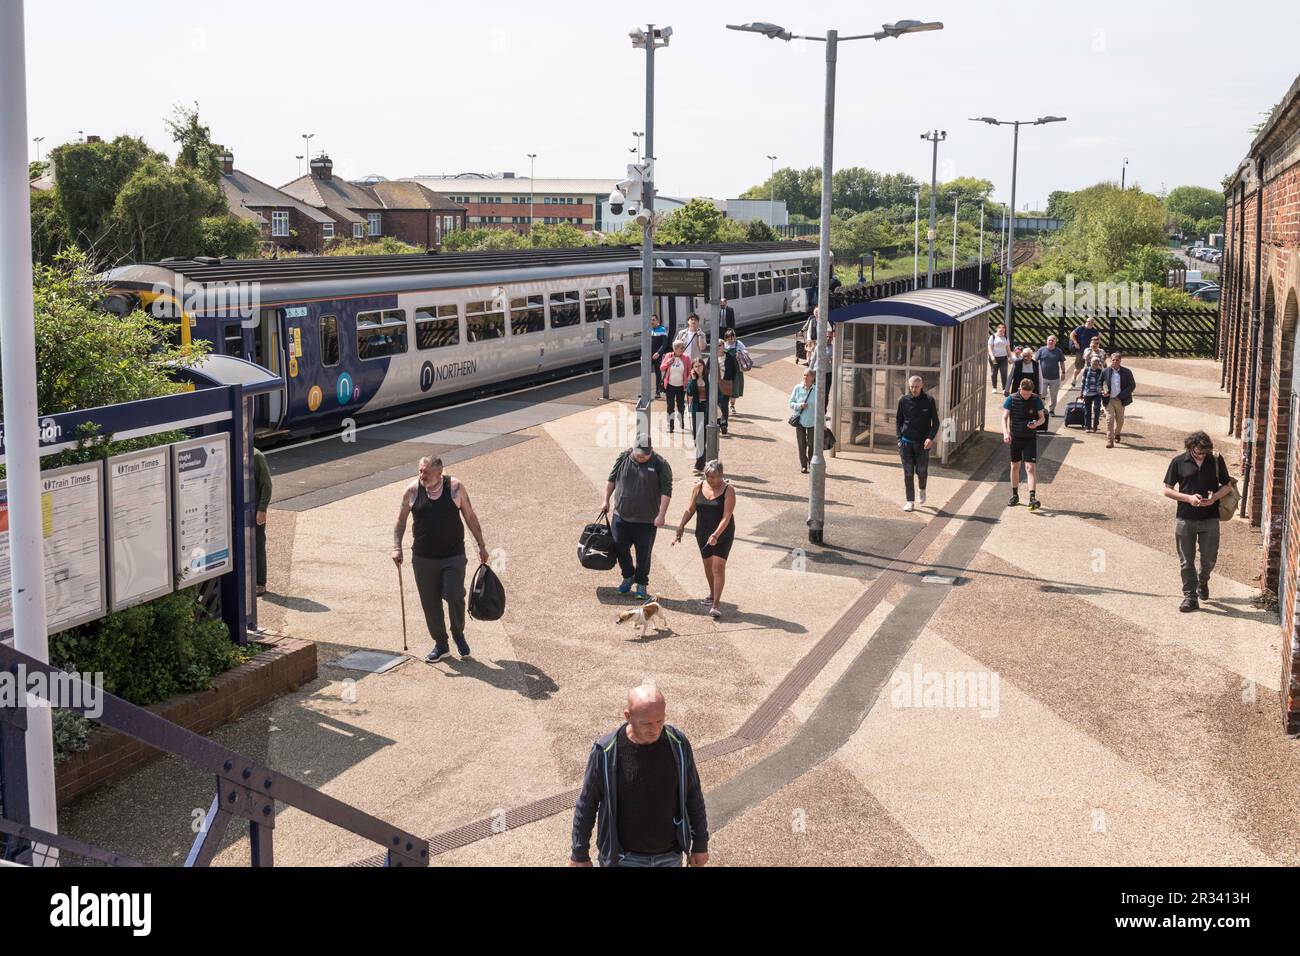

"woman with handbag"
[723,328,749,417]
[789,368,817,474]
[1161,430,1235,613]
[716,342,737,435]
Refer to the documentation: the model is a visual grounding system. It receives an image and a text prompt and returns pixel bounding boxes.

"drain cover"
[920,574,958,585]
[332,650,406,674]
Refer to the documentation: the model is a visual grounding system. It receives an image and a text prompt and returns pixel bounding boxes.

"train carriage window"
[723,273,740,301]
[584,287,612,323]
[757,270,773,296]
[775,269,789,293]
[801,264,816,288]
[319,315,340,366]
[741,272,757,298]
[414,305,460,350]
[510,294,545,335]
[631,293,642,316]
[223,324,245,359]
[615,285,626,318]
[549,291,580,328]
[466,300,506,341]
[357,309,408,359]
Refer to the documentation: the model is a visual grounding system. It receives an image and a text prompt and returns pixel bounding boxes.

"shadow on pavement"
[441,657,559,699]
[260,592,331,613]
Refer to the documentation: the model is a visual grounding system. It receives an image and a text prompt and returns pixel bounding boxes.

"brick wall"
[55,635,317,806]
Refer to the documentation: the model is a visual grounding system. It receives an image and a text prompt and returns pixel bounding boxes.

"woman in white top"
[988,323,1010,393]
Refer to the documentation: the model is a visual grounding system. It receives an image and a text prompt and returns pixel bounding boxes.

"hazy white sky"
[22,0,1299,207]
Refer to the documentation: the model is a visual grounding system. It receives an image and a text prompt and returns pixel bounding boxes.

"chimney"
[310,154,333,181]
[85,135,102,144]
[219,147,234,175]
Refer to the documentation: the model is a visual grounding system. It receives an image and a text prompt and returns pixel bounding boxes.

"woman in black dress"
[685,358,710,475]
[672,459,736,620]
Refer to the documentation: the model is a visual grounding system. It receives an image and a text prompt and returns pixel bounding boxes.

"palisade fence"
[825,261,992,309]
[991,301,1219,357]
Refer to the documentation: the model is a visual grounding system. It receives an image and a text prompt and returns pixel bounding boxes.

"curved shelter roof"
[831,288,996,328]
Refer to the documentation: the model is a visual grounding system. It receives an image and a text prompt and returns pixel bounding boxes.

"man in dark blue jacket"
[570,685,709,867]
[896,375,941,512]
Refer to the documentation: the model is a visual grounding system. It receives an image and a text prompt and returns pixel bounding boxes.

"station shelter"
[828,288,997,465]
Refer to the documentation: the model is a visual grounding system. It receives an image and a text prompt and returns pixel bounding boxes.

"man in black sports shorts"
[1002,377,1046,510]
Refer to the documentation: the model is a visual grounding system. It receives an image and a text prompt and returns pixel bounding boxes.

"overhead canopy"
[831,288,997,328]
[169,354,285,396]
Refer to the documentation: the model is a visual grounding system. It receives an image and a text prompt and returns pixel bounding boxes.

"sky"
[21,0,1300,209]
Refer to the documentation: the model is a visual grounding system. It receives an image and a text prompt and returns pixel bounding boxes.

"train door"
[251,307,287,432]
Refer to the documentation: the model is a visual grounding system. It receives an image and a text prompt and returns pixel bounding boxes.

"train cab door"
[251,307,287,433]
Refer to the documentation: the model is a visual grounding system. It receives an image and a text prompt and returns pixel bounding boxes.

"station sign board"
[106,447,174,611]
[629,267,710,299]
[172,434,233,586]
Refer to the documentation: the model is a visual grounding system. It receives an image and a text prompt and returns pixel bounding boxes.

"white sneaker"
[918,489,926,506]
[903,501,914,512]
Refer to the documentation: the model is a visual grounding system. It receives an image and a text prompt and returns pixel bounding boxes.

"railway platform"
[58,328,1300,866]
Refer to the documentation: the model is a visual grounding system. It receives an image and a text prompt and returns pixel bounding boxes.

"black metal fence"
[826,261,992,310]
[989,302,1218,357]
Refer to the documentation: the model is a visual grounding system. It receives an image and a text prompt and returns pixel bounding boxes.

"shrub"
[53,709,92,762]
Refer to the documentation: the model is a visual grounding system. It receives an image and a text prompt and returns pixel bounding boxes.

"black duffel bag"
[468,562,506,621]
[578,512,617,570]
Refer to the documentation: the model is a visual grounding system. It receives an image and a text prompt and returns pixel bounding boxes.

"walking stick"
[397,561,408,653]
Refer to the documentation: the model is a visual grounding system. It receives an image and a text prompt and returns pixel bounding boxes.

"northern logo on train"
[336,372,354,405]
[307,385,323,412]
[420,361,435,393]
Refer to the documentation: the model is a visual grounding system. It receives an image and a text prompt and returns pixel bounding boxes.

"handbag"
[823,427,836,450]
[467,563,506,621]
[788,412,802,427]
[577,512,618,570]
[720,378,734,397]
[1217,455,1241,521]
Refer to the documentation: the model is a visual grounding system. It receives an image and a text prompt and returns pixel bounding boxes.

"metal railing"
[986,301,1219,356]
[0,643,428,867]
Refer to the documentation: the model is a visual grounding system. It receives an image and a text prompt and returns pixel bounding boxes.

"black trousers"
[717,387,730,431]
[664,385,685,428]
[991,356,1008,391]
[255,521,267,587]
[795,425,815,470]
[898,441,930,501]
[412,553,467,650]
[612,514,655,586]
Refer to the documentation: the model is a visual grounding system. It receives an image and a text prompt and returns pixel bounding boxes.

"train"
[98,241,820,440]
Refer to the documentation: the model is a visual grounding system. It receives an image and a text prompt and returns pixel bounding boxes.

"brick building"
[1220,73,1300,733]
[217,149,335,253]
[407,173,617,232]
[281,157,466,248]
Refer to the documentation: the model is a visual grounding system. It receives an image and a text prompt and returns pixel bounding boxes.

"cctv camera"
[609,190,625,216]
[633,208,652,227]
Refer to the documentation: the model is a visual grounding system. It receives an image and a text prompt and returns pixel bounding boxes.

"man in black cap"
[600,438,673,602]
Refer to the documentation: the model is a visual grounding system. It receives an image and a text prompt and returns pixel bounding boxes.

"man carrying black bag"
[600,439,672,602]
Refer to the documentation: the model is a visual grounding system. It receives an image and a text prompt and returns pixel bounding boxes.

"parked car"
[1191,286,1221,303]
[1185,279,1216,294]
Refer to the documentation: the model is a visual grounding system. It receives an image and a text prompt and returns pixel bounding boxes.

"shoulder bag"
[1216,455,1240,521]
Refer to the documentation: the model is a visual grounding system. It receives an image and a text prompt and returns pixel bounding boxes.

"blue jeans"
[616,850,682,867]
[611,514,656,586]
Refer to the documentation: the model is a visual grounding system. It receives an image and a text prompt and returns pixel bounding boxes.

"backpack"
[468,563,506,621]
[736,343,753,372]
[577,512,617,570]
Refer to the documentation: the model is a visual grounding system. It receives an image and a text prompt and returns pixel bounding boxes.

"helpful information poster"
[107,448,173,610]
[0,462,106,636]
[172,435,232,585]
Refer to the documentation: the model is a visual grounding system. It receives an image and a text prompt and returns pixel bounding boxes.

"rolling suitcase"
[1064,400,1086,429]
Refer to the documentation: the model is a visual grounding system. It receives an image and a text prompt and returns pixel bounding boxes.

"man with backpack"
[1162,431,1232,612]
[674,313,705,364]
[1002,377,1047,511]
[601,440,673,601]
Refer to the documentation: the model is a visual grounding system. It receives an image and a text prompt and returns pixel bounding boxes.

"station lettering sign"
[629,267,710,298]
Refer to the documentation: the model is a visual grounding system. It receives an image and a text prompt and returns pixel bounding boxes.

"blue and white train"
[100,241,819,440]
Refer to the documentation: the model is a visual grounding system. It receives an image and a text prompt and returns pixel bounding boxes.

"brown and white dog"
[616,595,667,638]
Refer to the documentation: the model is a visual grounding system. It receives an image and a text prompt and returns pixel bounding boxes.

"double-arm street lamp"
[766,154,778,226]
[969,115,1066,344]
[729,17,943,543]
[920,129,945,287]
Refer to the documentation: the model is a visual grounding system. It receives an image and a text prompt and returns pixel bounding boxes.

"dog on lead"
[616,595,667,639]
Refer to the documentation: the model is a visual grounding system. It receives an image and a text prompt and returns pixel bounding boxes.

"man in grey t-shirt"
[601,441,673,602]
[1035,335,1067,418]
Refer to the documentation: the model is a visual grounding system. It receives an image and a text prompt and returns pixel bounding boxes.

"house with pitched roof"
[218,148,336,253]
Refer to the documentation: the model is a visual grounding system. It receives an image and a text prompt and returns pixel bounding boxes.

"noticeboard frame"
[171,433,234,589]
[629,267,711,299]
[0,460,108,637]
[105,445,175,612]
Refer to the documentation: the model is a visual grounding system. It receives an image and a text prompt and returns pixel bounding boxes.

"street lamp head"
[970,117,1000,125]
[879,19,943,37]
[726,22,792,41]
[1035,115,1067,124]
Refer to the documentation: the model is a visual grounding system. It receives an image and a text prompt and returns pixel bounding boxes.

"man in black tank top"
[1001,377,1046,510]
[393,456,491,662]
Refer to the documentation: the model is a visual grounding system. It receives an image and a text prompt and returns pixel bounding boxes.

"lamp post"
[950,197,959,284]
[913,186,920,287]
[301,132,314,163]
[2,0,58,861]
[527,152,537,233]
[632,131,644,163]
[970,115,1066,344]
[729,17,944,543]
[978,201,985,292]
[295,154,303,177]
[1121,156,1128,190]
[766,154,777,226]
[32,135,43,161]
[630,25,671,444]
[920,129,946,288]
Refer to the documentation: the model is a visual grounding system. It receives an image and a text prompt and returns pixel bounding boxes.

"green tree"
[745,219,777,242]
[109,157,226,263]
[1165,186,1223,226]
[197,214,262,259]
[50,135,162,248]
[166,101,223,185]
[29,159,49,181]
[30,189,71,264]
[440,227,528,252]
[1046,190,1074,220]
[657,198,732,244]
[527,222,595,247]
[325,235,424,256]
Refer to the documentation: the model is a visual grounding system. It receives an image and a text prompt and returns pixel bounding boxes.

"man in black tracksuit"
[1002,377,1047,510]
[896,375,940,512]
[570,685,709,868]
